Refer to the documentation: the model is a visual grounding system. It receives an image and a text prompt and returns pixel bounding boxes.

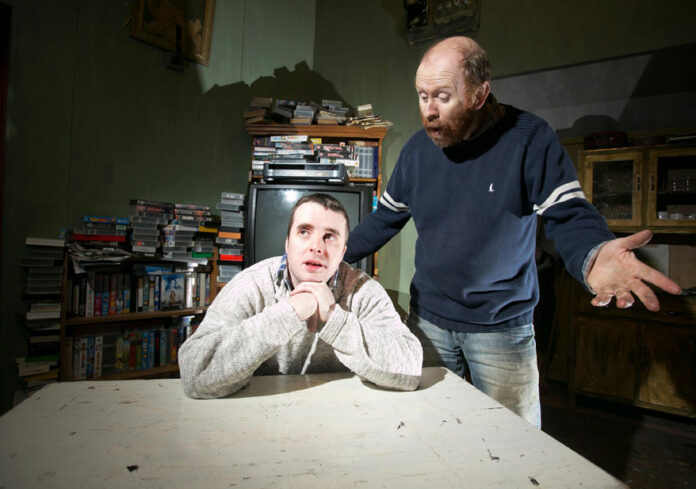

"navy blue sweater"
[345,105,615,332]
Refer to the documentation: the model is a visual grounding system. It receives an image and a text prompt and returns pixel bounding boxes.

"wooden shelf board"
[64,307,207,326]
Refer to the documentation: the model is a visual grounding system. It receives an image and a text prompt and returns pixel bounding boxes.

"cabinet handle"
[650,175,655,192]
[636,175,641,192]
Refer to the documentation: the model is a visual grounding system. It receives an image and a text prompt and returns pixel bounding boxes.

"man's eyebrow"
[324,226,342,236]
[294,221,314,230]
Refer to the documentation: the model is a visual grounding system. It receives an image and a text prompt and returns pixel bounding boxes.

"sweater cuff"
[268,300,306,339]
[318,305,349,345]
[582,241,609,294]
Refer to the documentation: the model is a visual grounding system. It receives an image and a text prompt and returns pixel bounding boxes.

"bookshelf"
[246,123,389,195]
[58,253,219,381]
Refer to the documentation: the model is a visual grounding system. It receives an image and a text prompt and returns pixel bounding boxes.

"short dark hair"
[286,193,350,238]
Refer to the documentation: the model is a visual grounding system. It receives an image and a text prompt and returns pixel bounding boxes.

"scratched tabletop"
[0,367,626,488]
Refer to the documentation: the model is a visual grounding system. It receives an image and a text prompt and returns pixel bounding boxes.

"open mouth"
[303,260,325,270]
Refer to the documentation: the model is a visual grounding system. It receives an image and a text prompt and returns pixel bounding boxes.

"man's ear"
[474,81,490,110]
[285,237,289,255]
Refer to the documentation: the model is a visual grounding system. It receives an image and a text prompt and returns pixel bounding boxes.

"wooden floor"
[540,386,696,489]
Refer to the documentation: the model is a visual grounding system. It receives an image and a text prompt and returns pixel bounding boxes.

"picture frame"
[130,0,216,66]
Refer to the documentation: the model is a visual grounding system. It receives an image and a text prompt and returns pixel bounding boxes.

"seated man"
[179,193,423,398]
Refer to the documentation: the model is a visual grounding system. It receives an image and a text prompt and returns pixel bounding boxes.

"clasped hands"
[586,229,682,311]
[288,281,336,333]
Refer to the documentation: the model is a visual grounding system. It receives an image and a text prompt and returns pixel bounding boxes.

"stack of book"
[251,138,277,177]
[271,99,297,123]
[291,103,316,125]
[73,215,129,242]
[216,191,245,283]
[163,202,219,262]
[316,99,349,125]
[316,143,359,169]
[71,215,129,250]
[16,237,66,388]
[269,135,317,165]
[129,199,174,256]
[243,96,273,124]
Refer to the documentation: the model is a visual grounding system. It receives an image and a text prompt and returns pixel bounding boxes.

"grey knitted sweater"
[179,257,423,398]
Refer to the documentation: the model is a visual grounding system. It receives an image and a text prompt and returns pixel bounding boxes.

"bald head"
[420,36,491,88]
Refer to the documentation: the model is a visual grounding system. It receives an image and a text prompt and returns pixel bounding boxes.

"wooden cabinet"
[569,281,696,417]
[58,255,219,381]
[246,123,389,195]
[580,144,696,233]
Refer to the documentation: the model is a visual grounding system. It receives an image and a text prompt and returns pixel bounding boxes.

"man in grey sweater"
[179,193,423,398]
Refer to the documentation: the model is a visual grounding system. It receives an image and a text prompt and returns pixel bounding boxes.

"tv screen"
[247,183,374,274]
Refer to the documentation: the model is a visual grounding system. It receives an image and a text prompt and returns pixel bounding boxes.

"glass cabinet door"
[647,148,696,228]
[583,151,643,227]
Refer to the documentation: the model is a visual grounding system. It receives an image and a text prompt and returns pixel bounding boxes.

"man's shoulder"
[490,104,557,151]
[336,262,377,295]
[222,257,282,291]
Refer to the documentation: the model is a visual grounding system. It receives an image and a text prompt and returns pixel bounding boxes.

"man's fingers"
[629,280,660,312]
[616,229,654,250]
[591,293,613,307]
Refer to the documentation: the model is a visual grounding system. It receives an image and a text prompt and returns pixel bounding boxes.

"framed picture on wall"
[130,0,216,66]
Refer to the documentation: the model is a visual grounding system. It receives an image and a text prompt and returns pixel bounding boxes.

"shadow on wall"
[557,43,696,140]
[248,61,350,109]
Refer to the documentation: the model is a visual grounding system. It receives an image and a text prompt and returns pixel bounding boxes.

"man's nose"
[424,100,438,119]
[309,238,324,254]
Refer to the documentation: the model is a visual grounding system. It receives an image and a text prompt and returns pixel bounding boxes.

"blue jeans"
[407,311,541,428]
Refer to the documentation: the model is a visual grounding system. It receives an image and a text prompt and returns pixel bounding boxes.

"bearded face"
[415,46,487,148]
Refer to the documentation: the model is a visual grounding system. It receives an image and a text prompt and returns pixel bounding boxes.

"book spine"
[101,274,109,316]
[85,272,95,318]
[149,330,155,369]
[170,327,178,363]
[159,329,168,366]
[115,335,124,372]
[154,276,161,311]
[94,273,102,317]
[205,273,210,306]
[198,273,205,307]
[148,277,155,312]
[109,274,117,315]
[94,336,103,378]
[85,336,95,379]
[137,277,144,312]
[78,277,86,317]
[123,274,131,313]
[141,331,149,371]
[116,274,124,314]
[79,337,87,380]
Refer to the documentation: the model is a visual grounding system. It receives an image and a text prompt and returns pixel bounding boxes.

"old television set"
[246,183,374,274]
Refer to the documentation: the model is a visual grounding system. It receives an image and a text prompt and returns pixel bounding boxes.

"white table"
[0,367,626,488]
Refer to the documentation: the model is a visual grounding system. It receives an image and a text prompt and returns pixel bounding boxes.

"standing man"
[179,193,423,399]
[344,36,681,427]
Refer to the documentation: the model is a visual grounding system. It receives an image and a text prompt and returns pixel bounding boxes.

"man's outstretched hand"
[586,229,682,311]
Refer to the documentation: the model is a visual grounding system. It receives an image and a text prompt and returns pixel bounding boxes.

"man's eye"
[325,234,336,241]
[299,229,309,235]
[438,94,450,102]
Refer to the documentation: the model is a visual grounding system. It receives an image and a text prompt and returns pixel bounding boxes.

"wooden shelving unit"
[58,254,218,381]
